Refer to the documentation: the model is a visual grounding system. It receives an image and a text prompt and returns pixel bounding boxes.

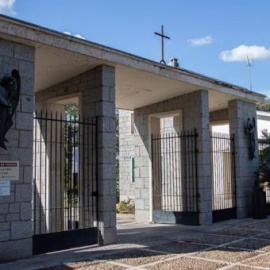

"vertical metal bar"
[90,117,93,227]
[39,112,43,234]
[151,134,155,210]
[49,111,53,232]
[77,115,81,228]
[194,129,199,213]
[33,114,37,235]
[54,112,58,231]
[95,116,99,227]
[60,112,63,231]
[232,134,237,209]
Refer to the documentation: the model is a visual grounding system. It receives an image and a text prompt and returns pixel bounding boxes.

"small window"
[131,157,135,183]
[131,113,134,134]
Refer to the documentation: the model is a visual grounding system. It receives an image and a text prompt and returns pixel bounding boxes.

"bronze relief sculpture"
[247,117,256,160]
[0,69,21,150]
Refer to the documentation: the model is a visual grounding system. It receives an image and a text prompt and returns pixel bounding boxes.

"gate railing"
[258,140,270,203]
[210,132,236,211]
[33,112,98,235]
[151,129,198,213]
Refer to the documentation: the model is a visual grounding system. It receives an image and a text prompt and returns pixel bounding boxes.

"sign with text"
[0,161,19,181]
[0,181,10,196]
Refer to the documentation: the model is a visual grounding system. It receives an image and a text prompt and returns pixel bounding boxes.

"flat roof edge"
[0,15,266,102]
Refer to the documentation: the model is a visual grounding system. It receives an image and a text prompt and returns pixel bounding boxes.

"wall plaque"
[0,161,19,181]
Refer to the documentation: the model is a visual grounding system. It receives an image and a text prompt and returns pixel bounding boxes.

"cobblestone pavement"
[2,215,270,269]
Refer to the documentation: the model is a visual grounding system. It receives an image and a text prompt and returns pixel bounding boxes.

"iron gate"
[211,132,236,222]
[32,112,98,254]
[151,130,199,225]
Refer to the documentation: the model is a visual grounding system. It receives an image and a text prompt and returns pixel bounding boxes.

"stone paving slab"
[146,241,211,254]
[181,233,241,246]
[226,238,270,252]
[146,256,227,270]
[238,220,270,231]
[225,266,262,270]
[240,253,270,268]
[191,247,259,263]
[211,227,263,237]
[96,249,175,267]
[253,232,270,240]
[45,260,128,270]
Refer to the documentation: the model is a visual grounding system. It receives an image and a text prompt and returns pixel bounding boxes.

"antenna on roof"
[246,55,252,91]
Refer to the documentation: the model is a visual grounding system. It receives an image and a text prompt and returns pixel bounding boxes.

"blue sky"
[1,0,270,98]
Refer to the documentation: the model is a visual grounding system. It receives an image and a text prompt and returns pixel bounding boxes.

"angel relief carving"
[0,69,20,150]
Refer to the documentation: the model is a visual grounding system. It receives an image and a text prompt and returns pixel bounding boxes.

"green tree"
[257,98,270,112]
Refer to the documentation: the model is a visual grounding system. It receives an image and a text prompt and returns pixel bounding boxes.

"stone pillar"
[183,90,212,225]
[228,100,258,218]
[82,65,116,245]
[118,110,135,202]
[0,39,35,261]
[134,111,151,222]
[151,117,161,215]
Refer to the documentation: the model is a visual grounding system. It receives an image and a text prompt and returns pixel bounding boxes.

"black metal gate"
[151,130,199,225]
[211,132,236,222]
[32,112,98,254]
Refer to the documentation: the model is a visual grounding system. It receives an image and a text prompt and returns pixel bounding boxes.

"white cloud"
[0,0,16,15]
[220,45,270,62]
[188,35,212,46]
[63,31,85,40]
[74,34,85,40]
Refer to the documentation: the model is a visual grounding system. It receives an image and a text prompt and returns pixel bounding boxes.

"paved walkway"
[1,215,270,269]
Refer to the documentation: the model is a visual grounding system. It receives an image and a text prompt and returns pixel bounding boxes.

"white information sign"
[0,161,19,181]
[0,181,10,196]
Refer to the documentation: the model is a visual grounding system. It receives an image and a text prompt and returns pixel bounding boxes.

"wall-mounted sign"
[0,181,10,196]
[0,161,19,181]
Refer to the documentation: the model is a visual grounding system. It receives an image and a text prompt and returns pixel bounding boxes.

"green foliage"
[66,103,79,116]
[257,98,270,112]
[116,198,135,213]
[259,132,270,186]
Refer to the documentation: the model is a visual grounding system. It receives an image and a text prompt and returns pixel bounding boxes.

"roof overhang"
[0,15,266,112]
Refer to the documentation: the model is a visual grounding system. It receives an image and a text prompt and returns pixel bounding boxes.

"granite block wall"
[0,39,35,261]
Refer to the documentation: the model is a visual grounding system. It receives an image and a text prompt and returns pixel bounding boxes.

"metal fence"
[151,130,198,213]
[211,132,236,213]
[32,112,98,253]
[258,140,270,204]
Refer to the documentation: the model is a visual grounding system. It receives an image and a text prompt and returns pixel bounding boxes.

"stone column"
[0,39,35,261]
[82,65,116,245]
[228,100,258,218]
[183,90,212,225]
[134,111,151,222]
[151,117,161,213]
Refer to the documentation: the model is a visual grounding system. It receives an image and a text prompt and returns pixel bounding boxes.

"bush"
[116,198,135,213]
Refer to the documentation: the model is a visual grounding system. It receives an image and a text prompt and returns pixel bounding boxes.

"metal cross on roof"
[154,25,170,64]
